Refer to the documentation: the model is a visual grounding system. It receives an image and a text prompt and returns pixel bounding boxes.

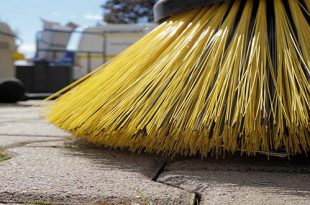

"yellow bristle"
[43,0,310,157]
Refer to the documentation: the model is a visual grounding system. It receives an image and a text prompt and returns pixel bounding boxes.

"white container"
[74,24,156,79]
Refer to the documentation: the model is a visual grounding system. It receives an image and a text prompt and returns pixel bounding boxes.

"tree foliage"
[102,0,157,24]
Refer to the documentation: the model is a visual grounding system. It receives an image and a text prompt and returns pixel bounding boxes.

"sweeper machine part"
[43,0,310,157]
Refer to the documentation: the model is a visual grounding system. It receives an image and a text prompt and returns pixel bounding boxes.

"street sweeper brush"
[43,0,310,157]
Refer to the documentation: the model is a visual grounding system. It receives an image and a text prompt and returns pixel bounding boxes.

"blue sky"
[0,0,105,57]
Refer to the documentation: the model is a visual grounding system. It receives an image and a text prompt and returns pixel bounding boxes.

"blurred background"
[0,0,157,102]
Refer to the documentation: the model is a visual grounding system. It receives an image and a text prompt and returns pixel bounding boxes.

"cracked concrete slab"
[0,103,195,204]
[2,102,309,204]
[0,145,194,204]
[158,158,310,205]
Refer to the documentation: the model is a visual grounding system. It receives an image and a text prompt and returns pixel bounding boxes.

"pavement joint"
[0,134,69,138]
[153,176,199,205]
[150,161,200,205]
[3,139,66,149]
[0,119,42,123]
[193,192,201,205]
[151,162,168,181]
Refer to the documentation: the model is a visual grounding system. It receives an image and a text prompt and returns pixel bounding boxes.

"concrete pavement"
[0,101,309,204]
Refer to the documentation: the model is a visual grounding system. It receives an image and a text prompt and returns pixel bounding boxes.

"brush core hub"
[154,0,228,23]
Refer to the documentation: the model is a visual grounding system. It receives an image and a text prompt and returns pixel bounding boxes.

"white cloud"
[52,11,60,16]
[18,43,36,58]
[84,13,102,21]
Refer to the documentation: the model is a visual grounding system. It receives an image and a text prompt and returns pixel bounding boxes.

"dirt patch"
[0,146,10,162]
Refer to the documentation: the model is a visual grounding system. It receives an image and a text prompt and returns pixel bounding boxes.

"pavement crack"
[155,179,201,205]
[152,161,167,181]
[152,162,201,205]
[193,192,201,205]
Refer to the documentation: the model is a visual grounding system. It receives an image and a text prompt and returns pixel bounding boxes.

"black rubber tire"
[154,0,228,23]
[0,78,25,103]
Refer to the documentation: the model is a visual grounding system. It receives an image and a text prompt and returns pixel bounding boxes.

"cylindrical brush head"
[154,0,228,23]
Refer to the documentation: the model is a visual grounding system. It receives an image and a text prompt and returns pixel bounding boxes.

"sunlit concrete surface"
[0,101,309,204]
